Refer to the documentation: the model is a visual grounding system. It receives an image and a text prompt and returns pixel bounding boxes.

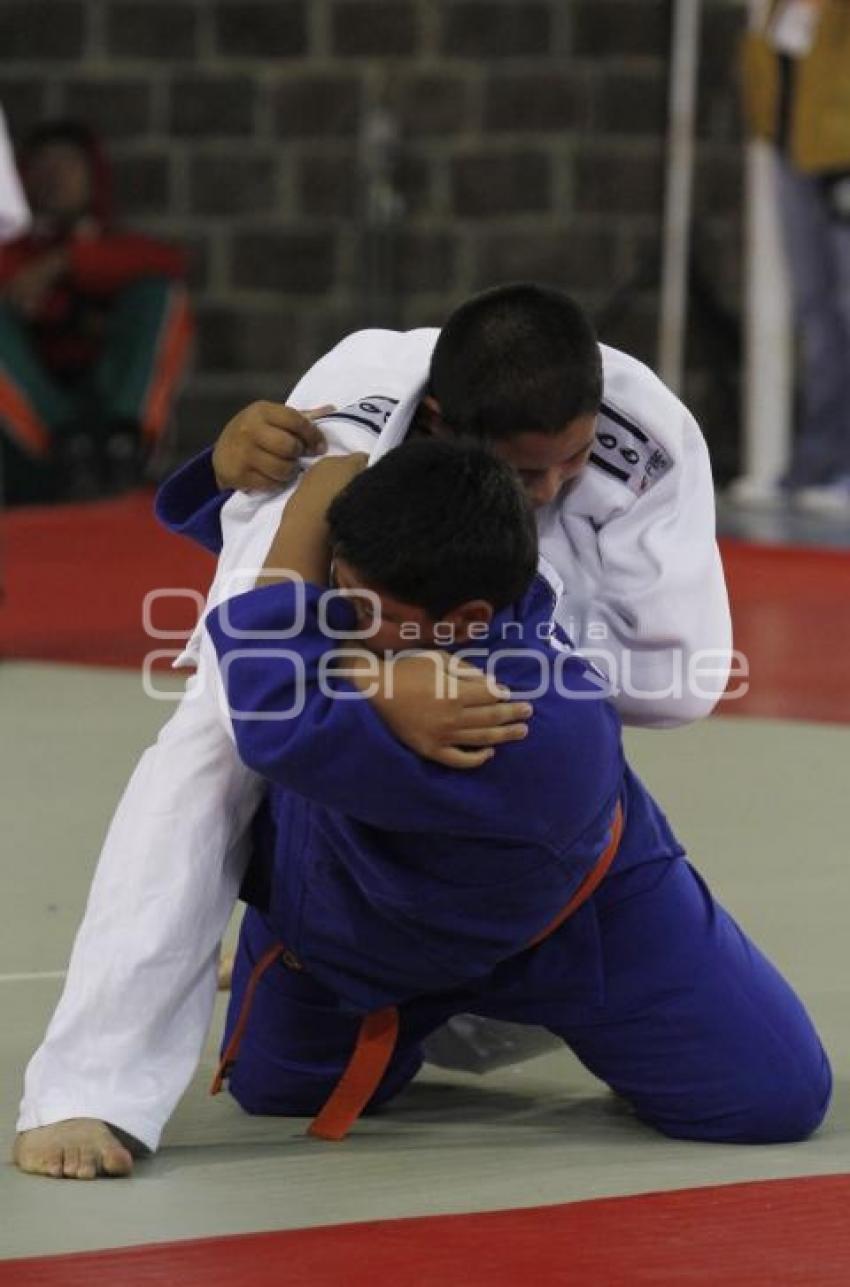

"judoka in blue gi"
[205,437,831,1143]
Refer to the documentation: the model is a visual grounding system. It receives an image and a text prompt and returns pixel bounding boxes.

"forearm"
[255,453,366,588]
[257,494,331,588]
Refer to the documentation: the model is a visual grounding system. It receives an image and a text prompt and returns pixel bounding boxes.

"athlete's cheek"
[369,624,402,652]
[561,453,592,485]
[535,473,567,506]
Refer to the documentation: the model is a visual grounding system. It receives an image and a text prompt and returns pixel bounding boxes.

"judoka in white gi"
[15,283,735,1179]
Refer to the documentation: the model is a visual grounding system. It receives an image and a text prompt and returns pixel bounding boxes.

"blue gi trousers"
[224,856,831,1145]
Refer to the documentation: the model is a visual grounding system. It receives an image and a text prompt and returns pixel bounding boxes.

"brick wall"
[1,0,747,478]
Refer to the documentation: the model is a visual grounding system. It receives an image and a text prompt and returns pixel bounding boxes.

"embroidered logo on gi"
[321,396,400,435]
[589,403,673,497]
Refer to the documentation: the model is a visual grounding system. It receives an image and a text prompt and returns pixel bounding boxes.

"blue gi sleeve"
[206,582,623,848]
[155,448,230,554]
[206,582,492,833]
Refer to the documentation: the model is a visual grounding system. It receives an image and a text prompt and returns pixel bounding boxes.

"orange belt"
[212,800,624,1142]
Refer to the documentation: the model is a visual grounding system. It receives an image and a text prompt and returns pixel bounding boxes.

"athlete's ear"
[443,599,494,643]
[419,395,452,437]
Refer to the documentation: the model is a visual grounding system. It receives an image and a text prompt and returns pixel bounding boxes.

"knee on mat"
[229,1083,323,1119]
[744,1059,833,1144]
[228,1045,422,1121]
[227,1065,330,1118]
[744,1037,833,1144]
[656,1050,833,1146]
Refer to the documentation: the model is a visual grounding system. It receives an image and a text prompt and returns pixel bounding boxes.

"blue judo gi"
[158,454,831,1144]
[203,572,831,1145]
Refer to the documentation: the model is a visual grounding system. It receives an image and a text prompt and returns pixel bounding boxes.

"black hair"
[327,438,538,619]
[428,282,602,440]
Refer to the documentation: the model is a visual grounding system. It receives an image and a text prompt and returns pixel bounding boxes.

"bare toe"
[62,1146,81,1178]
[101,1143,133,1177]
[77,1148,98,1180]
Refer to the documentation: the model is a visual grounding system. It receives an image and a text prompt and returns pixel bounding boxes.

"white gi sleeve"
[0,107,29,241]
[552,346,733,728]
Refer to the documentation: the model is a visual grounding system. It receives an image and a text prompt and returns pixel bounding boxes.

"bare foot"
[13,1119,134,1180]
[217,951,234,991]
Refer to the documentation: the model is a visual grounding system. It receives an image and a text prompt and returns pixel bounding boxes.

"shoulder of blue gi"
[443,570,625,853]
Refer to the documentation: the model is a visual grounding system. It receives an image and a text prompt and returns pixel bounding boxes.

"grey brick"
[473,225,621,294]
[170,76,257,137]
[62,80,153,139]
[701,3,748,82]
[273,75,361,138]
[694,151,743,218]
[484,72,588,133]
[171,389,252,453]
[681,347,741,481]
[397,231,458,292]
[105,2,197,59]
[450,151,551,217]
[213,2,308,58]
[188,154,278,216]
[230,230,337,293]
[330,1,419,57]
[311,307,375,357]
[597,295,659,368]
[574,144,664,216]
[399,295,461,331]
[396,152,432,215]
[699,6,748,143]
[440,2,552,59]
[297,154,359,218]
[111,154,171,216]
[593,69,667,137]
[0,80,48,138]
[179,231,213,292]
[0,2,85,60]
[693,221,743,315]
[396,75,472,138]
[572,1,668,58]
[196,305,305,374]
[697,82,741,146]
[337,147,431,219]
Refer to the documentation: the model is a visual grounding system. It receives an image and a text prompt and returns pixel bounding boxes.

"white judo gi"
[18,328,732,1150]
[0,107,28,242]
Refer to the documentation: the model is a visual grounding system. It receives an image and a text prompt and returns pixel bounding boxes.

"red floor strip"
[1,490,211,670]
[718,539,850,724]
[2,1175,849,1286]
[2,496,849,722]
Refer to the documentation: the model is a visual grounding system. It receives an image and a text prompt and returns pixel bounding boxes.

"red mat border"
[3,1174,849,1286]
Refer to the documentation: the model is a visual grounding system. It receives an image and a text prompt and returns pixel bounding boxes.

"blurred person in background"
[0,120,192,506]
[742,0,850,512]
